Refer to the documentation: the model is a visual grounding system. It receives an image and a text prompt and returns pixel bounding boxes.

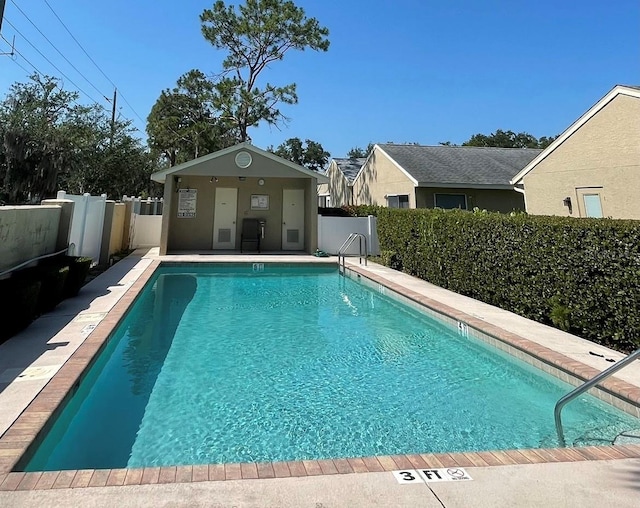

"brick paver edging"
[1,259,639,492]
[2,444,640,491]
[346,265,640,413]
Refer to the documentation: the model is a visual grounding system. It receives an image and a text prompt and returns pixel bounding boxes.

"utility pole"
[110,87,117,146]
[0,0,6,34]
[0,0,14,58]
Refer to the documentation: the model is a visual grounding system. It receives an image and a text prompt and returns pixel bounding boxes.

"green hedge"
[349,206,640,352]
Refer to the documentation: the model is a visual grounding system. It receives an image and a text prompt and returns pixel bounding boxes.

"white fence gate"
[123,196,163,249]
[129,214,162,249]
[57,191,106,262]
[317,215,380,255]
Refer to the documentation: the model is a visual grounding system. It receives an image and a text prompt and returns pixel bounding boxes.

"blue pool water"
[25,264,639,471]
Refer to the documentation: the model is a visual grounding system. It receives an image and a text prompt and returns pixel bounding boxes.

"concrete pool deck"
[0,249,639,507]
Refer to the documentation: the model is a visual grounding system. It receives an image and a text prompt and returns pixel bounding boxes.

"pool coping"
[1,255,639,492]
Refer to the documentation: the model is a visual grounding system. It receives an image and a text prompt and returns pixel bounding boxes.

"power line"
[1,32,45,75]
[1,34,94,112]
[9,0,110,101]
[5,51,32,75]
[41,0,148,127]
[40,0,116,88]
[4,17,106,107]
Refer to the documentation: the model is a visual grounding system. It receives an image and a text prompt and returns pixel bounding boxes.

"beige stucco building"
[328,144,540,212]
[511,85,640,219]
[151,143,328,254]
[317,158,366,207]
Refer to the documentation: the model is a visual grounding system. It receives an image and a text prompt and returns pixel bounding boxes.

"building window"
[576,187,604,218]
[387,194,409,208]
[434,193,467,210]
[318,194,331,207]
[582,194,603,218]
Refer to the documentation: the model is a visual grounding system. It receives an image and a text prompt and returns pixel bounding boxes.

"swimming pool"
[23,264,639,471]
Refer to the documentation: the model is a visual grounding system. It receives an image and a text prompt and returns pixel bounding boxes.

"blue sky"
[1,0,638,158]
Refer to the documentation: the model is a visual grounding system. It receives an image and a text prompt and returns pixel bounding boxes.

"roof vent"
[235,151,253,169]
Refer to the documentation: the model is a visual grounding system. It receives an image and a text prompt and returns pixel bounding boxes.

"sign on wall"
[178,189,197,218]
[251,194,269,210]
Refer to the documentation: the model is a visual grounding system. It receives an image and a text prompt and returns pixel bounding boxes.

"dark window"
[434,194,467,210]
[388,194,409,208]
[318,195,331,207]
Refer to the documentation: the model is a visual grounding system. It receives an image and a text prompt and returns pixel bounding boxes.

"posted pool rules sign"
[393,468,473,484]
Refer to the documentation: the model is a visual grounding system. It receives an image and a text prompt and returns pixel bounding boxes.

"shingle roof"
[378,144,542,187]
[330,157,366,184]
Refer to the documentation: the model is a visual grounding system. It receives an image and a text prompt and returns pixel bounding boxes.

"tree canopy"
[268,137,329,172]
[461,129,557,149]
[347,144,375,158]
[0,74,157,203]
[146,69,237,167]
[200,0,330,142]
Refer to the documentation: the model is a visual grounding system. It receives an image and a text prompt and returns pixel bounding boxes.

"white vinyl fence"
[123,196,163,249]
[57,191,106,262]
[123,195,163,216]
[129,214,162,248]
[317,215,380,255]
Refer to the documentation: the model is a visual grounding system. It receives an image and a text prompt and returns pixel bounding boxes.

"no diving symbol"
[419,467,473,482]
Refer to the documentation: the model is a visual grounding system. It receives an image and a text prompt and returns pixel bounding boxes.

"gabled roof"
[374,144,541,189]
[511,85,640,185]
[151,142,328,183]
[326,157,366,184]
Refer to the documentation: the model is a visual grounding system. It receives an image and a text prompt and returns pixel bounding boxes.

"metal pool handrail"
[0,245,74,279]
[554,347,640,447]
[337,233,368,275]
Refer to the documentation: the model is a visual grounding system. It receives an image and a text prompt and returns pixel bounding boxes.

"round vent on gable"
[235,151,253,168]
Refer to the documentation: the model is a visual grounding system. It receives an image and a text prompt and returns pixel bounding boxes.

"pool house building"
[151,143,329,255]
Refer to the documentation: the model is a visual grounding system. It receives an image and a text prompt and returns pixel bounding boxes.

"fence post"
[75,193,90,256]
[367,215,379,255]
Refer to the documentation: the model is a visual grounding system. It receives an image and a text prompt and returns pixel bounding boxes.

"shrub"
[63,256,93,297]
[38,265,70,312]
[318,207,351,217]
[12,265,70,314]
[41,254,93,298]
[342,204,382,217]
[0,276,42,342]
[374,208,640,352]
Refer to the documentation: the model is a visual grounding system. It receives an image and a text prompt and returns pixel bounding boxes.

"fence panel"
[122,196,163,215]
[317,215,380,255]
[58,191,106,262]
[130,214,162,248]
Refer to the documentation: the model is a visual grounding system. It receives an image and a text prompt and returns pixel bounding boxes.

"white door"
[212,188,238,249]
[282,189,305,250]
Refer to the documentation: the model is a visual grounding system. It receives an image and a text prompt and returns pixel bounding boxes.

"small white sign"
[74,312,107,323]
[251,194,269,210]
[417,468,473,482]
[81,324,97,337]
[178,189,197,218]
[392,470,423,484]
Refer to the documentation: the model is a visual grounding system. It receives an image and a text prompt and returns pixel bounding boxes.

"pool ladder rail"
[554,347,640,447]
[337,233,368,275]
